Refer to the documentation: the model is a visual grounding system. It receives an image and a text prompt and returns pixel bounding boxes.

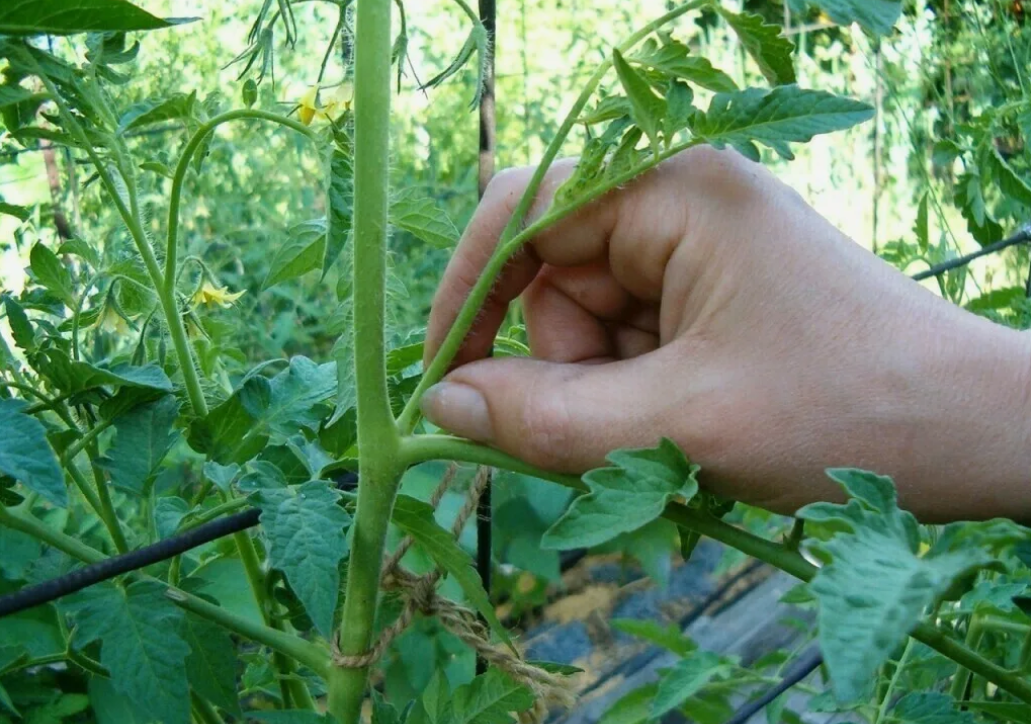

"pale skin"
[421,145,1031,523]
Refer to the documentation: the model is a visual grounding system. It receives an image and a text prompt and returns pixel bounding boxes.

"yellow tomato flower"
[97,304,130,335]
[297,83,352,126]
[298,85,320,126]
[192,281,245,308]
[321,82,353,119]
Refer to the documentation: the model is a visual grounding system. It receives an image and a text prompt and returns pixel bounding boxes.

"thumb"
[419,351,679,473]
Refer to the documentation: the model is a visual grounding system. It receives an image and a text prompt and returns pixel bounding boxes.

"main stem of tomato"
[395,0,709,434]
[327,1,403,722]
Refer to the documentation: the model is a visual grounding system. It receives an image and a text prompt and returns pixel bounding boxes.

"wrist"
[879,307,1031,522]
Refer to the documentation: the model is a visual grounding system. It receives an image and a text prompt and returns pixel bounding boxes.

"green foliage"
[541,438,699,550]
[391,495,512,649]
[799,469,994,702]
[802,0,902,37]
[252,480,352,637]
[67,580,191,724]
[0,399,66,507]
[692,85,875,161]
[0,0,194,36]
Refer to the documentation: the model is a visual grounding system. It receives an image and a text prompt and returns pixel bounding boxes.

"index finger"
[424,158,623,368]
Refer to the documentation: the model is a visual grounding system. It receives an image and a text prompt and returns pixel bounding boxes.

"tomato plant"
[2,1,1031,723]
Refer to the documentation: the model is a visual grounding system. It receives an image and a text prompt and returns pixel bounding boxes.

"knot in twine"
[332,466,577,722]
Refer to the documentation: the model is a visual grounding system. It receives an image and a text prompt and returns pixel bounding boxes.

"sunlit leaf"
[542,438,699,550]
[798,469,993,703]
[0,0,196,35]
[692,85,874,161]
[717,9,796,85]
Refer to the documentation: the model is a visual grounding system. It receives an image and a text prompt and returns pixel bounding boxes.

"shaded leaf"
[29,243,75,308]
[613,48,666,155]
[118,91,196,133]
[252,480,351,636]
[391,188,460,249]
[263,220,326,290]
[68,580,190,724]
[452,667,534,724]
[0,399,67,507]
[610,618,695,656]
[99,395,180,494]
[651,651,731,717]
[805,0,902,37]
[180,613,242,717]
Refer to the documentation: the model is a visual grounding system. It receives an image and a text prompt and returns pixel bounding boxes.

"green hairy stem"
[327,1,403,722]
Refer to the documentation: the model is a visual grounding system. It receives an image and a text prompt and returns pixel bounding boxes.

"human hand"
[421,146,1031,521]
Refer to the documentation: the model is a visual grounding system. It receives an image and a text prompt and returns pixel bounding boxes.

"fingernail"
[420,382,494,441]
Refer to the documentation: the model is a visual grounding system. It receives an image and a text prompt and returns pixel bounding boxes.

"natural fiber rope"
[332,465,577,722]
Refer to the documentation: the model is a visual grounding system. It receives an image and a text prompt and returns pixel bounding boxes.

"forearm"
[861,292,1031,523]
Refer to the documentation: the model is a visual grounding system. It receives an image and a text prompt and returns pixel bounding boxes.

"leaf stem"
[327,1,402,721]
[0,505,328,676]
[949,615,984,701]
[874,637,914,724]
[399,433,1031,704]
[31,65,208,419]
[163,109,316,299]
[231,528,315,709]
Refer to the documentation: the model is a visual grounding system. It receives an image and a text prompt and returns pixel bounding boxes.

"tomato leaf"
[692,85,874,161]
[180,613,242,717]
[262,220,327,290]
[798,469,994,703]
[67,581,191,724]
[99,395,180,494]
[0,0,196,36]
[803,0,902,38]
[0,399,67,507]
[251,480,352,637]
[651,651,732,717]
[117,91,196,133]
[452,667,534,724]
[613,48,666,155]
[716,9,796,85]
[29,243,75,308]
[390,188,460,249]
[629,37,737,93]
[541,438,699,550]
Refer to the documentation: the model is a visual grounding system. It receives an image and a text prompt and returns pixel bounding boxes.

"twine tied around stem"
[332,465,577,722]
